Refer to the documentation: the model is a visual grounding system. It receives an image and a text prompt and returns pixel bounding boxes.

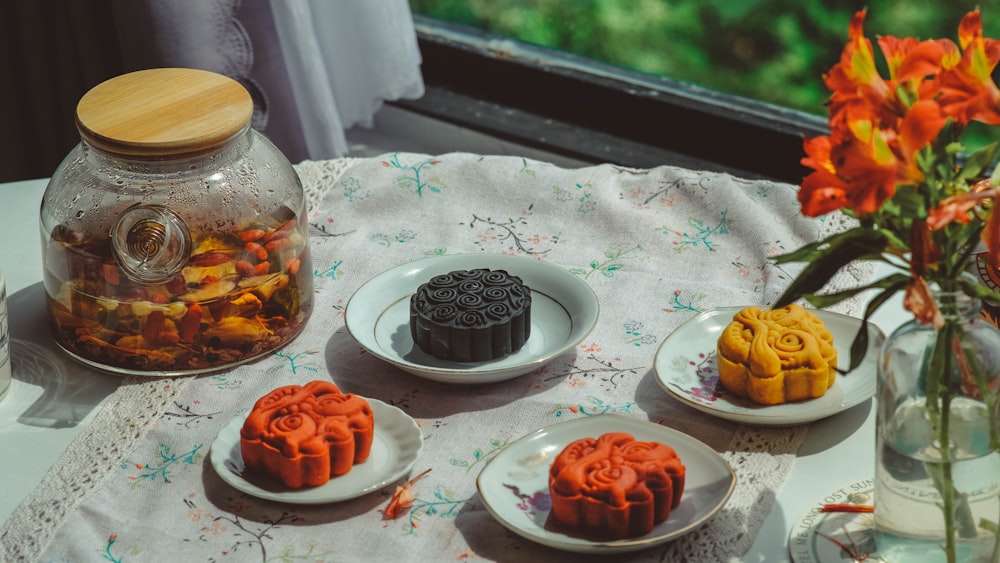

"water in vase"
[875,397,1000,562]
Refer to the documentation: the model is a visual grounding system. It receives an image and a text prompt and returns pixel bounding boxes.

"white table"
[0,175,907,561]
[0,178,121,522]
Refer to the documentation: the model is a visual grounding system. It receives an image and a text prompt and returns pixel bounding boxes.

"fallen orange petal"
[382,468,432,520]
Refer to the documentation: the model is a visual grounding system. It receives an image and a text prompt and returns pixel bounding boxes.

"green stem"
[938,388,979,544]
[925,312,997,561]
[962,333,1000,452]
[939,387,957,563]
[947,293,1000,562]
[991,512,1000,563]
[925,319,961,561]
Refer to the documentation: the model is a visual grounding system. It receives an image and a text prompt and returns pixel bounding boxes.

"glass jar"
[874,286,1000,562]
[40,68,313,376]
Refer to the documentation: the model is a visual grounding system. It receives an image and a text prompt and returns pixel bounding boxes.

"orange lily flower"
[825,10,895,130]
[800,101,945,220]
[879,35,957,117]
[909,219,941,277]
[802,11,951,219]
[928,195,978,229]
[903,276,944,328]
[799,136,849,216]
[897,100,947,158]
[957,10,1000,68]
[879,36,952,86]
[937,10,1000,125]
[800,121,910,217]
[799,170,850,217]
[828,127,900,215]
[984,201,1000,269]
[928,187,997,229]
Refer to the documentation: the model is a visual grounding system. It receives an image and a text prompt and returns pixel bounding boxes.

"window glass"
[410,1,1000,145]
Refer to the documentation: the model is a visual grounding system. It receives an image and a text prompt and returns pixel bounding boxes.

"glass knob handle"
[110,204,191,284]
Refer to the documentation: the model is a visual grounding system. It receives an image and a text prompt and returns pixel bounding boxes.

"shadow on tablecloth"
[1,282,120,429]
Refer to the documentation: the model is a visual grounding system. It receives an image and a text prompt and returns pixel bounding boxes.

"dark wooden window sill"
[393,15,829,184]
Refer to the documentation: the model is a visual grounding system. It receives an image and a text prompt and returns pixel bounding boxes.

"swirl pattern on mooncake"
[548,432,686,540]
[409,268,531,362]
[716,304,837,405]
[240,380,373,488]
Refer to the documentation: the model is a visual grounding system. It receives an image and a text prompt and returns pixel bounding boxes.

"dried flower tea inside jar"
[40,68,313,376]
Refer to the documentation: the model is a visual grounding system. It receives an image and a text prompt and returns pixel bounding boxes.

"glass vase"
[874,288,1000,562]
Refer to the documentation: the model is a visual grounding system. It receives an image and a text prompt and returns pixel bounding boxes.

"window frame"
[391,15,830,184]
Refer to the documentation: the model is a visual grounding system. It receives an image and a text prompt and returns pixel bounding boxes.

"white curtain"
[269,1,425,157]
[0,0,425,181]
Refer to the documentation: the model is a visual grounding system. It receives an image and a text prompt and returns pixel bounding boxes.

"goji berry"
[239,229,266,242]
[179,303,202,342]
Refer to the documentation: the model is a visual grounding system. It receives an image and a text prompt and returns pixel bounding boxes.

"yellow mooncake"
[716,304,837,405]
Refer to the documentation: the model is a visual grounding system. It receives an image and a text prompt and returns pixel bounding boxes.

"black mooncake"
[409,269,531,362]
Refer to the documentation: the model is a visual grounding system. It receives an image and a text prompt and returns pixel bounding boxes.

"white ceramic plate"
[345,254,599,384]
[476,414,736,554]
[209,399,422,504]
[788,479,876,562]
[653,307,884,426]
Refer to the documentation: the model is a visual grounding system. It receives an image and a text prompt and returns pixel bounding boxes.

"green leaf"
[886,187,927,219]
[801,272,906,308]
[773,226,883,265]
[879,228,910,251]
[957,275,1000,304]
[771,239,829,264]
[774,229,891,307]
[848,324,870,375]
[847,274,911,372]
[924,322,954,416]
[797,273,908,373]
[915,144,941,177]
[958,141,1000,181]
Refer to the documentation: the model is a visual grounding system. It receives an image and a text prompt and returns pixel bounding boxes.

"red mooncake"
[548,432,686,539]
[240,380,374,488]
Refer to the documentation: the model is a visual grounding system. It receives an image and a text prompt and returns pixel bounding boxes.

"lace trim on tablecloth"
[297,157,364,212]
[662,425,809,561]
[0,377,191,563]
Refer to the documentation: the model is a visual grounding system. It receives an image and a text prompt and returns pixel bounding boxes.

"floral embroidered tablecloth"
[1,153,869,562]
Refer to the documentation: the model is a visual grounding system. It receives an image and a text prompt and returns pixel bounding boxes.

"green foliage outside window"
[410,0,1000,128]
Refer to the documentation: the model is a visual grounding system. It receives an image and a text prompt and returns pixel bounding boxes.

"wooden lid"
[76,68,253,158]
